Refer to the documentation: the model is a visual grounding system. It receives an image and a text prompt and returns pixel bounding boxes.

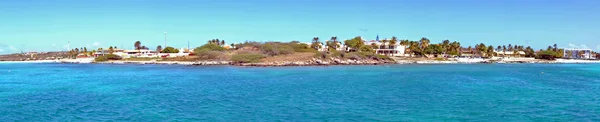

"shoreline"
[1,58,600,66]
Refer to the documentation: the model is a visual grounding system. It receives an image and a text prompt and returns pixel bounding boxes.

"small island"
[1,36,599,66]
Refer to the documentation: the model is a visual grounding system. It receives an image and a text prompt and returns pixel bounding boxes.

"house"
[364,40,406,56]
[563,49,593,59]
[495,51,526,57]
[124,49,157,58]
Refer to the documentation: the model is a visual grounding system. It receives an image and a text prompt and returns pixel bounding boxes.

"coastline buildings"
[494,51,526,57]
[364,40,406,56]
[94,48,191,58]
[563,48,593,59]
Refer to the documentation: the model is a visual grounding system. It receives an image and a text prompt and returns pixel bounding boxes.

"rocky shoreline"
[2,58,599,66]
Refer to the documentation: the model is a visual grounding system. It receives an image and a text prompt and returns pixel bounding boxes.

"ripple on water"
[1,64,600,121]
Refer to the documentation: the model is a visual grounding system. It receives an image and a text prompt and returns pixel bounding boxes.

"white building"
[494,51,526,57]
[563,48,593,59]
[364,41,406,56]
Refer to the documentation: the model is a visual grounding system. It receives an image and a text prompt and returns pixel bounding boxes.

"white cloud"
[93,42,101,47]
[0,49,4,52]
[580,44,589,49]
[9,46,17,51]
[596,45,600,50]
[567,43,592,49]
[568,43,579,48]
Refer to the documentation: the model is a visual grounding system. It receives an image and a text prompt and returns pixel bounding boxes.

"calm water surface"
[1,63,599,121]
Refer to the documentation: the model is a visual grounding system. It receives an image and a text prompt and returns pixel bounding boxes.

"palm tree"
[134,41,141,50]
[442,40,450,54]
[108,46,114,54]
[156,45,163,53]
[390,37,398,49]
[381,39,388,49]
[371,43,378,49]
[221,40,225,46]
[311,37,321,50]
[419,37,430,51]
[330,36,338,49]
[400,40,409,46]
[467,46,472,55]
[496,46,501,52]
[502,45,507,57]
[553,44,558,52]
[487,45,495,57]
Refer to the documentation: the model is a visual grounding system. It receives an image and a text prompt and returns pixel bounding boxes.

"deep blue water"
[1,63,600,121]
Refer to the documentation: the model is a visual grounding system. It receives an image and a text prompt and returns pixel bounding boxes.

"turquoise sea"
[1,63,600,121]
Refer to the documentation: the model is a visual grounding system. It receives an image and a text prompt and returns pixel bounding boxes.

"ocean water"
[1,63,600,121]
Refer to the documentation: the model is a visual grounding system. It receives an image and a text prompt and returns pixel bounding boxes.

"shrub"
[161,47,180,53]
[434,58,446,61]
[194,44,225,52]
[234,42,262,49]
[359,45,374,52]
[375,54,390,60]
[231,52,265,63]
[94,54,122,62]
[314,52,330,59]
[195,50,226,60]
[289,43,316,52]
[330,50,344,58]
[260,43,294,56]
[535,50,557,60]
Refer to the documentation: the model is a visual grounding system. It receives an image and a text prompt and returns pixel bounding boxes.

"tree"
[311,37,321,50]
[330,36,338,49]
[553,44,558,52]
[496,46,502,52]
[156,45,163,53]
[442,40,450,54]
[221,40,225,46]
[502,45,507,57]
[344,37,364,52]
[467,46,472,55]
[419,37,430,52]
[371,43,378,49]
[487,45,495,57]
[83,47,88,54]
[390,37,397,49]
[108,46,114,54]
[134,41,141,50]
[476,43,486,57]
[161,46,180,53]
[525,46,535,57]
[381,39,388,49]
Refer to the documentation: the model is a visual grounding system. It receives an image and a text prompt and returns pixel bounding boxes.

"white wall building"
[563,48,593,59]
[364,41,406,56]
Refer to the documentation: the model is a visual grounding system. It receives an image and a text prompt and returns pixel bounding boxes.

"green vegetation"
[260,42,294,56]
[195,44,225,52]
[534,44,564,60]
[195,50,226,60]
[231,52,265,63]
[123,57,161,61]
[94,54,122,62]
[161,47,180,53]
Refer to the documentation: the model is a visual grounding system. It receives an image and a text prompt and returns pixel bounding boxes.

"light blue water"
[1,63,600,121]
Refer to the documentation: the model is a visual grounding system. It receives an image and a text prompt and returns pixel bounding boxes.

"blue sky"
[1,0,599,54]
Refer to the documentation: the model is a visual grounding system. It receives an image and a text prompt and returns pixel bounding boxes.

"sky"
[1,0,599,54]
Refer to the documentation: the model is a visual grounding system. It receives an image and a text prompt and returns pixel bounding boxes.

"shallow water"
[1,63,599,121]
